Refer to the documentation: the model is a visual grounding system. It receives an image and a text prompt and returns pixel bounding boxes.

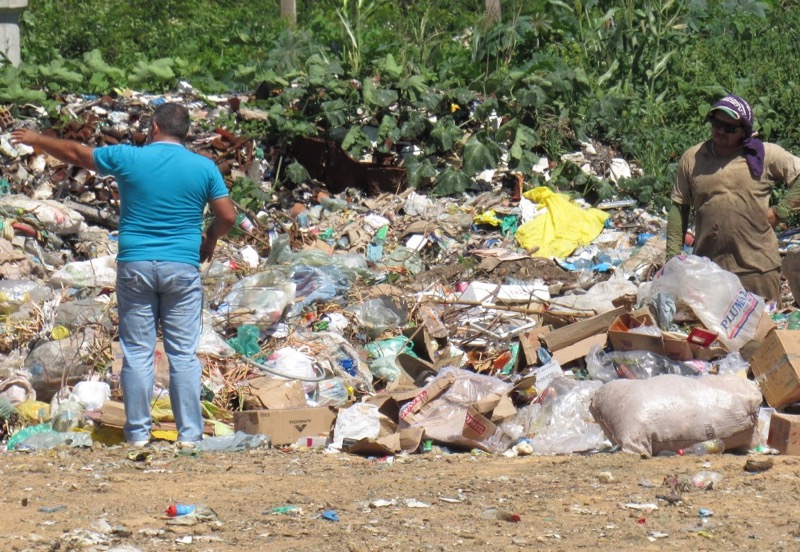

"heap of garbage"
[0,89,798,459]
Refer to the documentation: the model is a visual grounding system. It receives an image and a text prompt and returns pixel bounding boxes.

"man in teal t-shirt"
[12,103,237,447]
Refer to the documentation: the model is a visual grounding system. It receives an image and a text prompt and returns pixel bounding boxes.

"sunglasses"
[709,117,742,134]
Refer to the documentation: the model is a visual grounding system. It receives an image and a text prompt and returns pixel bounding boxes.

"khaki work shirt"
[672,141,800,275]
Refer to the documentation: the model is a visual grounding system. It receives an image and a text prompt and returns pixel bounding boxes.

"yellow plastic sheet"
[16,400,50,423]
[515,187,608,259]
[473,209,502,227]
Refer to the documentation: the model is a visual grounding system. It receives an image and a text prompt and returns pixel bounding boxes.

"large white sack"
[589,374,761,457]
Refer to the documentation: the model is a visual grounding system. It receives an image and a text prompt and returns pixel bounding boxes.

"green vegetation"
[7,0,800,213]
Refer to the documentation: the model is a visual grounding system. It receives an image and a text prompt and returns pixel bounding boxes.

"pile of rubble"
[0,90,797,458]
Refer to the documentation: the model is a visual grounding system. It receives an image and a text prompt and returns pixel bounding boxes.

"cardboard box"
[241,377,307,410]
[234,407,337,446]
[750,330,800,409]
[607,312,665,355]
[767,412,800,455]
[397,370,510,453]
[607,311,730,362]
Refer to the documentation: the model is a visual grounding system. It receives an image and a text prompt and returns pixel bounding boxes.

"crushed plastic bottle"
[678,438,724,456]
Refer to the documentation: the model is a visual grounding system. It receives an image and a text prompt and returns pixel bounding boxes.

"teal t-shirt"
[93,142,228,267]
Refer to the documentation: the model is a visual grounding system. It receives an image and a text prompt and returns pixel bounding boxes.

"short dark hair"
[152,103,190,140]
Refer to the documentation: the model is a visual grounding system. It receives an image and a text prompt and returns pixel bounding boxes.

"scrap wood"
[434,298,595,319]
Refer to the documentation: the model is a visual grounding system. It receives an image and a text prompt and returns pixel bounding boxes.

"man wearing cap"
[667,94,800,303]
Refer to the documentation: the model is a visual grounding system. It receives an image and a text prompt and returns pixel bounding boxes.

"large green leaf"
[285,161,311,184]
[321,99,349,127]
[429,116,462,153]
[399,111,427,139]
[431,168,473,197]
[362,78,398,108]
[462,135,499,176]
[405,157,437,189]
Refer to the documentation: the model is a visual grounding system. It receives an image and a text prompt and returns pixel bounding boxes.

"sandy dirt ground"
[0,443,796,551]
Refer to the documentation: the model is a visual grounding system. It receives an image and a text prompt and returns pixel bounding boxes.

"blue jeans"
[117,261,204,443]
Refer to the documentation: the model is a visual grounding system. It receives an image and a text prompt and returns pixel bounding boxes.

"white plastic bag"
[639,255,764,351]
[332,402,382,448]
[265,346,317,394]
[49,255,118,289]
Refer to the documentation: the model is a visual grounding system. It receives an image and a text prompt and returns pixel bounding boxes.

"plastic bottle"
[235,213,254,232]
[166,504,196,517]
[679,437,725,456]
[480,508,521,522]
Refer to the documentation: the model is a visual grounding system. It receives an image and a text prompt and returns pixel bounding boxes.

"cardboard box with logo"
[234,407,337,446]
[398,369,517,453]
[750,330,800,409]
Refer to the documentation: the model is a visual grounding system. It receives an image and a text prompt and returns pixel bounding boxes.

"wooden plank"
[541,306,627,352]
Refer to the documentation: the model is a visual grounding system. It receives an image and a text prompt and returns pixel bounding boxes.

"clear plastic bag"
[49,255,118,289]
[586,346,701,380]
[639,255,765,351]
[514,377,609,455]
[194,431,271,452]
[0,279,53,314]
[220,269,295,328]
[348,298,402,338]
[314,377,349,407]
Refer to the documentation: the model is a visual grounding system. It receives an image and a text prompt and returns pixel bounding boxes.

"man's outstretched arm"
[10,129,97,171]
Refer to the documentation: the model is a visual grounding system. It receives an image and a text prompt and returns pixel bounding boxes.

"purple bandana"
[709,94,765,179]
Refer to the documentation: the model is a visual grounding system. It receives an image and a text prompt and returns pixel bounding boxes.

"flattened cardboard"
[234,407,337,446]
[767,412,800,455]
[98,400,126,428]
[343,427,425,456]
[398,371,456,424]
[750,330,800,409]
[242,377,307,410]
